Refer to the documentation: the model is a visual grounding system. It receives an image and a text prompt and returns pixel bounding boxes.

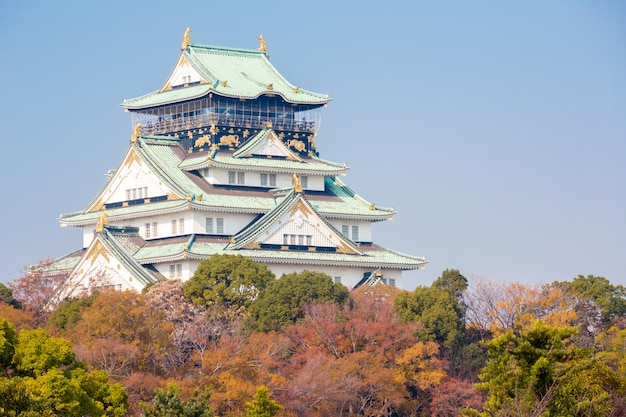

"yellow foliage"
[395,341,446,390]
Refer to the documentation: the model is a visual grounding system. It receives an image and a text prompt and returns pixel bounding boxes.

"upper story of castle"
[122,29,331,156]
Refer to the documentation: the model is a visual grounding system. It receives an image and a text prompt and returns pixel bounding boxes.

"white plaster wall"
[327,219,372,242]
[206,167,324,191]
[192,211,257,235]
[263,263,404,290]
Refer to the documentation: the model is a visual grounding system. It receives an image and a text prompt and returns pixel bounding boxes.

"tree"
[432,268,468,300]
[9,259,67,326]
[556,274,626,333]
[248,270,349,332]
[0,318,18,373]
[245,385,282,417]
[140,383,213,417]
[0,320,128,416]
[183,255,275,312]
[67,290,174,376]
[48,292,98,334]
[395,285,466,351]
[470,321,625,417]
[0,282,22,309]
[464,278,577,339]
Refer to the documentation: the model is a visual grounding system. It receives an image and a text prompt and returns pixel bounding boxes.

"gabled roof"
[60,136,393,226]
[51,226,161,302]
[179,129,348,175]
[122,43,330,110]
[227,189,362,255]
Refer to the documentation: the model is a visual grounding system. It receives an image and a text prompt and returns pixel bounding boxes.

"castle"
[52,30,426,299]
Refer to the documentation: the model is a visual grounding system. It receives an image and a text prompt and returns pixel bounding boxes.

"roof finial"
[182,27,193,50]
[292,172,302,193]
[131,122,142,142]
[95,209,108,233]
[257,34,267,54]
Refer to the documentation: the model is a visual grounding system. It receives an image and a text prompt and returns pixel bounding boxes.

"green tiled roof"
[122,44,330,110]
[132,235,426,270]
[61,136,393,225]
[98,228,160,286]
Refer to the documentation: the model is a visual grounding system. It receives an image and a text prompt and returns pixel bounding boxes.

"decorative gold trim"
[95,210,108,233]
[131,122,141,142]
[182,27,192,50]
[292,173,302,193]
[257,34,267,52]
[86,240,110,264]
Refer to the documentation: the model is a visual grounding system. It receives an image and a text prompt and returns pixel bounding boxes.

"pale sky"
[1,1,624,289]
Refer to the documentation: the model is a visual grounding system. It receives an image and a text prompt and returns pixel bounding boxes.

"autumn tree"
[281,287,418,416]
[247,270,349,332]
[9,259,67,326]
[464,277,577,338]
[67,290,174,377]
[183,255,275,313]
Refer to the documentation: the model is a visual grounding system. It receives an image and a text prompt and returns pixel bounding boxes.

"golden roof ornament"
[182,27,193,50]
[257,34,267,54]
[131,122,142,142]
[292,172,302,193]
[95,209,109,233]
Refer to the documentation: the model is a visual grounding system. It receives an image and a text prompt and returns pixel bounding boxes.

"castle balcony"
[129,95,322,138]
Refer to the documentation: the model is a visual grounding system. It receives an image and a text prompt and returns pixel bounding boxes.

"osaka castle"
[53,30,426,299]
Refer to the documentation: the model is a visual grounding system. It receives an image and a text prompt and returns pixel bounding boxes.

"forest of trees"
[1,254,625,416]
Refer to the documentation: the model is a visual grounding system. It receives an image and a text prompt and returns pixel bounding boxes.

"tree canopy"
[183,255,275,312]
[247,270,349,332]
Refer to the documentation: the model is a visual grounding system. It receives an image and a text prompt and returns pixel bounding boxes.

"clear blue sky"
[1,1,624,289]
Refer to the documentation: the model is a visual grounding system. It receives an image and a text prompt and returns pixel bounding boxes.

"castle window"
[206,217,213,233]
[145,223,151,238]
[386,278,396,287]
[169,264,182,279]
[300,176,308,189]
[342,225,349,237]
[178,218,185,234]
[237,172,245,185]
[152,222,158,237]
[260,173,276,187]
[228,171,236,184]
[126,190,131,200]
[351,226,359,241]
[171,219,177,235]
[216,218,224,234]
[333,277,342,284]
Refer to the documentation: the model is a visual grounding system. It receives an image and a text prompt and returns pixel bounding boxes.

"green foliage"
[558,274,626,328]
[12,329,76,376]
[140,383,213,417]
[183,255,275,311]
[48,293,98,334]
[0,318,18,373]
[0,321,128,416]
[472,321,625,417]
[395,285,466,350]
[0,282,22,309]
[245,385,282,417]
[432,268,468,298]
[248,270,349,332]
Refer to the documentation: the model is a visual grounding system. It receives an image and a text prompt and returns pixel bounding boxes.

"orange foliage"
[0,304,34,331]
